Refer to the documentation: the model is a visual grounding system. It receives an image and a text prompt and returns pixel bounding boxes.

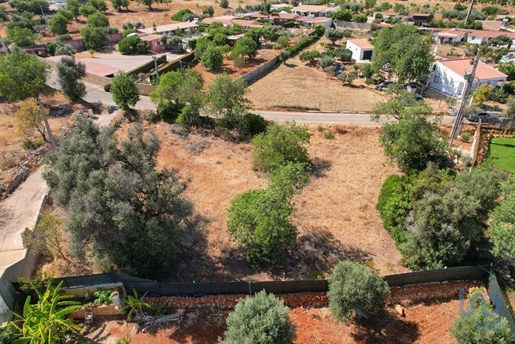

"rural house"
[412,13,433,26]
[434,29,468,44]
[139,35,166,53]
[428,58,507,98]
[467,30,515,45]
[346,39,374,61]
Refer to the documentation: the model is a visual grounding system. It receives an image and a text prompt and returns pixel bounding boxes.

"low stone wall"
[135,83,156,96]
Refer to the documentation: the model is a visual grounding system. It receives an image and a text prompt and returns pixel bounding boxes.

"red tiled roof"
[469,30,515,38]
[347,38,374,50]
[439,58,507,80]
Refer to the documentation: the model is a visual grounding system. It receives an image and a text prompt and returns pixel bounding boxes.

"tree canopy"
[0,49,49,101]
[204,73,251,121]
[252,121,310,173]
[489,175,515,257]
[372,24,434,82]
[451,294,514,344]
[328,261,390,323]
[56,56,86,100]
[227,163,310,265]
[110,72,139,111]
[221,291,296,344]
[80,25,107,51]
[43,118,202,278]
[379,114,447,173]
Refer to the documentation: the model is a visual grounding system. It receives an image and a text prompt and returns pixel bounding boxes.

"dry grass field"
[116,121,404,282]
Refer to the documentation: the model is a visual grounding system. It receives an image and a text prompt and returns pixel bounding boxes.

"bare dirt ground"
[74,280,483,344]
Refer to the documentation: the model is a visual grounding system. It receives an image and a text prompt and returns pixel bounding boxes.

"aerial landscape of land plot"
[1,0,515,341]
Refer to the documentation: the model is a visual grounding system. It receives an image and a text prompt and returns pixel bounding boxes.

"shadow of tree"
[173,226,371,282]
[272,227,371,279]
[311,157,332,178]
[351,309,421,343]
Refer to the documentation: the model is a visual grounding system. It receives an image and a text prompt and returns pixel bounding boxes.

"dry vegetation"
[0,93,76,187]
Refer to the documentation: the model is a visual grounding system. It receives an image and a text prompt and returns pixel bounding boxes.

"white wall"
[346,41,362,60]
[428,62,466,97]
[467,36,488,45]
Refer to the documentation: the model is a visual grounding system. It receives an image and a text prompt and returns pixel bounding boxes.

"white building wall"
[346,41,362,61]
[428,63,466,97]
[467,36,488,45]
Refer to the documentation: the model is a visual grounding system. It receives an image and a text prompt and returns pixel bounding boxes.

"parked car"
[466,112,499,123]
[375,81,392,91]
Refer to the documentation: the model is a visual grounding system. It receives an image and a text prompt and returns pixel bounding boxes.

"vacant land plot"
[484,137,515,173]
[114,122,404,282]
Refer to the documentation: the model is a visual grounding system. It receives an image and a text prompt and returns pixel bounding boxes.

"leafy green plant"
[118,289,151,321]
[93,289,113,306]
[323,131,335,140]
[11,280,81,344]
[116,338,132,344]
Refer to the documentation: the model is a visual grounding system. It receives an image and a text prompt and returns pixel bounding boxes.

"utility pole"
[449,49,480,147]
[464,0,475,26]
[37,98,56,150]
[153,56,160,84]
[39,3,48,29]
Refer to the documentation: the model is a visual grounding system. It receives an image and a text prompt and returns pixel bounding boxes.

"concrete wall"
[135,83,156,96]
[241,55,279,84]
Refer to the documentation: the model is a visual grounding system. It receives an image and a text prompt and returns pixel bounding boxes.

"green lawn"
[484,137,515,173]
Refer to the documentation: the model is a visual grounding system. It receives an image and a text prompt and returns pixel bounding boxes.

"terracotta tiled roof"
[347,38,374,50]
[439,58,507,80]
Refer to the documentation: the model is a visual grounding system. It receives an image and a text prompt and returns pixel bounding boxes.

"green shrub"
[93,289,113,306]
[221,290,296,343]
[237,112,268,138]
[157,102,181,123]
[176,104,202,126]
[22,138,44,150]
[377,174,411,240]
[284,37,314,57]
[323,131,335,139]
[328,261,390,323]
[461,131,471,142]
[171,8,193,21]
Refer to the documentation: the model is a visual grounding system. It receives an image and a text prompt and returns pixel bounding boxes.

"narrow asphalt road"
[47,71,457,125]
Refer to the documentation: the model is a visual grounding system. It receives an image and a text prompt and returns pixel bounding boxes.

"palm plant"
[11,280,81,344]
[118,289,151,321]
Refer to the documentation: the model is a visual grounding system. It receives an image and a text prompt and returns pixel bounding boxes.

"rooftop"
[469,30,515,38]
[138,22,198,35]
[347,38,374,50]
[292,5,339,12]
[439,58,507,80]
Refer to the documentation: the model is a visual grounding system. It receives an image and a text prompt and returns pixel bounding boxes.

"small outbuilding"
[346,39,374,61]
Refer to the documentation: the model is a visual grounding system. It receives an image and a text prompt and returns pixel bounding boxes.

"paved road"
[47,72,457,125]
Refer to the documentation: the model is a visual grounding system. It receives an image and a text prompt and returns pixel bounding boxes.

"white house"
[346,39,374,61]
[435,29,468,44]
[428,58,507,98]
[467,30,515,46]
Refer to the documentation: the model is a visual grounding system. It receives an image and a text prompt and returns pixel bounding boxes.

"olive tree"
[328,261,390,323]
[221,290,296,344]
[252,121,310,173]
[56,56,86,100]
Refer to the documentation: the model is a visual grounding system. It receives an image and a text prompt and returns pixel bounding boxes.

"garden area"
[484,137,515,173]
